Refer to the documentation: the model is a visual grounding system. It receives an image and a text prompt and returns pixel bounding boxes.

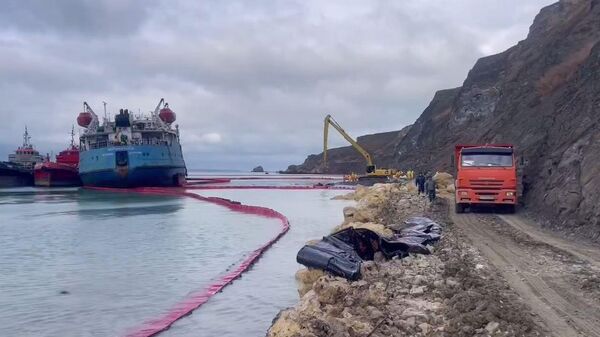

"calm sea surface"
[0,178,349,337]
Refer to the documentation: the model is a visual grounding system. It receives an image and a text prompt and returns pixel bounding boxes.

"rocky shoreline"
[267,183,545,337]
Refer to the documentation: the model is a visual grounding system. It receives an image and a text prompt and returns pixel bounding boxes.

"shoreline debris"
[296,217,442,280]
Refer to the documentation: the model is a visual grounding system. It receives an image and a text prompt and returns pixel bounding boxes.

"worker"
[425,175,436,202]
[416,173,426,195]
[522,174,530,199]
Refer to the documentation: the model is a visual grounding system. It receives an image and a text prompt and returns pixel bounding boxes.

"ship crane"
[153,98,166,117]
[153,98,176,127]
[323,114,397,179]
[77,102,100,131]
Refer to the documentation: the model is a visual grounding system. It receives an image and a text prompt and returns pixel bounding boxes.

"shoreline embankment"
[267,181,544,337]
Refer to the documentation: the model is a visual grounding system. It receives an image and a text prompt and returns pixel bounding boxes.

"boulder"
[334,221,394,238]
[296,268,325,297]
[433,172,453,189]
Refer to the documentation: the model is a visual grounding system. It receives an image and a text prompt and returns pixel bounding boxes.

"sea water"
[0,179,350,337]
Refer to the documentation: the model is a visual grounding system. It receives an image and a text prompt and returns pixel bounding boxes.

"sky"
[0,0,555,171]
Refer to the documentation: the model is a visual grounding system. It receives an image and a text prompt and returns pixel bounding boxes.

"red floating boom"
[85,186,290,337]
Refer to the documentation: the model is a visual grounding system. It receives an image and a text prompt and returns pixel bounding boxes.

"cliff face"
[394,0,600,236]
[288,0,600,236]
[286,126,411,174]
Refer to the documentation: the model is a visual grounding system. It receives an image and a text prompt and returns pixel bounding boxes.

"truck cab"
[454,144,517,213]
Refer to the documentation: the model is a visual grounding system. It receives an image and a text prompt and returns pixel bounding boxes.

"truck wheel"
[505,204,516,214]
[455,203,464,214]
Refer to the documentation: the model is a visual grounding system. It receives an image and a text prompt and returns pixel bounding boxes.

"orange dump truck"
[454,144,517,213]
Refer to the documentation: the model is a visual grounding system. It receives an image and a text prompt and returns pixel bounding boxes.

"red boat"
[34,128,82,187]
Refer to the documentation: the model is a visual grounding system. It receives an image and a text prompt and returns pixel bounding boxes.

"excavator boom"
[323,114,375,173]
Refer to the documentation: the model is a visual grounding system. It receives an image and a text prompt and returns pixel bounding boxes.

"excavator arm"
[324,114,376,173]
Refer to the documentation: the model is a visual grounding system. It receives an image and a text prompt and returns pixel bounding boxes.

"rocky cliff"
[289,0,600,237]
[393,0,600,237]
[286,126,411,174]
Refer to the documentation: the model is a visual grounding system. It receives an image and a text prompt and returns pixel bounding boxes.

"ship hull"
[34,163,81,187]
[80,166,186,187]
[0,174,33,187]
[79,145,186,188]
[0,163,33,187]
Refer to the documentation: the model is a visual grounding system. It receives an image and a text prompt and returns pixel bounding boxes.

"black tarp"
[296,217,443,280]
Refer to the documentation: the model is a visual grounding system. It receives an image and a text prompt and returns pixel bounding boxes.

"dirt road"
[451,209,600,337]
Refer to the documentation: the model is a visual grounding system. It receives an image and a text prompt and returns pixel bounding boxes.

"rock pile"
[269,183,443,337]
[433,172,455,193]
[268,182,544,337]
[270,255,447,337]
[333,183,429,228]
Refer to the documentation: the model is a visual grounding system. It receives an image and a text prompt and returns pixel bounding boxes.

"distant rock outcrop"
[252,165,265,173]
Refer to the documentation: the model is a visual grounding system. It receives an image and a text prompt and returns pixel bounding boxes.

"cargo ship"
[34,127,81,187]
[77,99,187,187]
[0,127,44,187]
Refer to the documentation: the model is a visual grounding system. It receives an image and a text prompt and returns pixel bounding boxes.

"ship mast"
[70,125,75,148]
[23,126,31,147]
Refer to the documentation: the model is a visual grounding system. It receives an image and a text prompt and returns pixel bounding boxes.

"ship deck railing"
[84,139,171,150]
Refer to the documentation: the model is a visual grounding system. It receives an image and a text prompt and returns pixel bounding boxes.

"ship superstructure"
[34,127,81,187]
[77,99,187,187]
[0,127,43,187]
[8,127,44,170]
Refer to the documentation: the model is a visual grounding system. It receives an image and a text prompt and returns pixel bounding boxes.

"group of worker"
[415,172,437,202]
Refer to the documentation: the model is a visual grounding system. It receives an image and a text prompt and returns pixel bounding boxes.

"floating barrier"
[184,185,355,190]
[85,186,290,337]
[186,176,341,181]
[185,178,232,185]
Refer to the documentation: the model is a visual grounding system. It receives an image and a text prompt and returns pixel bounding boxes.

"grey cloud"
[0,0,156,37]
[0,0,555,170]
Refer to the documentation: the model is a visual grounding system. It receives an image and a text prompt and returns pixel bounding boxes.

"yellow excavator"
[323,114,398,179]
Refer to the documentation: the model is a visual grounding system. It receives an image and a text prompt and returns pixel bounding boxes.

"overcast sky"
[0,0,554,170]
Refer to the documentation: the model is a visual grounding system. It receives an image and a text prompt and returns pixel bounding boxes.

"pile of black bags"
[296,217,442,280]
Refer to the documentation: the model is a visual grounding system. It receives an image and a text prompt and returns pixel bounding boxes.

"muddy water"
[0,185,349,336]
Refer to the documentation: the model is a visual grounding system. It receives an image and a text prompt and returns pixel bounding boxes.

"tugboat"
[77,99,187,187]
[0,127,44,187]
[34,127,82,187]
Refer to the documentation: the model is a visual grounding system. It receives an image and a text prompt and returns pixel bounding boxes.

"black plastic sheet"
[296,217,443,280]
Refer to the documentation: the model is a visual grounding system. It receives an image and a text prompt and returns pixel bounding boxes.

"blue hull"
[80,166,186,187]
[79,144,186,188]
